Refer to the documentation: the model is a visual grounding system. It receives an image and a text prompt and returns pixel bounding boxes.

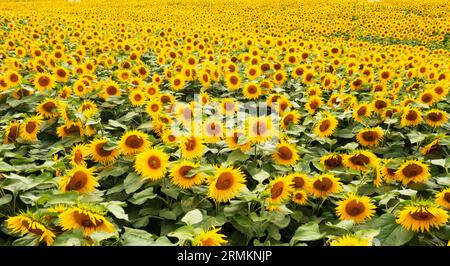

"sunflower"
[59,205,115,236]
[134,148,169,181]
[329,235,372,246]
[53,66,69,82]
[162,129,180,146]
[417,90,437,106]
[287,173,310,190]
[356,127,384,147]
[3,120,20,144]
[129,89,146,107]
[6,213,55,246]
[424,109,448,127]
[343,150,379,172]
[247,116,276,143]
[396,202,449,232]
[381,159,398,182]
[170,75,185,91]
[336,193,376,223]
[400,106,422,127]
[226,129,252,152]
[192,227,227,246]
[305,96,324,115]
[89,138,119,165]
[266,176,294,206]
[101,81,121,100]
[309,174,342,198]
[242,82,261,100]
[280,110,300,129]
[145,84,159,98]
[372,98,390,114]
[175,103,194,125]
[220,98,239,115]
[320,153,343,170]
[78,100,98,119]
[180,135,205,159]
[56,121,84,139]
[396,160,430,185]
[146,100,162,119]
[225,73,241,90]
[69,144,88,166]
[314,113,338,138]
[435,188,450,210]
[33,73,55,91]
[292,190,308,205]
[421,137,442,155]
[119,130,151,156]
[202,119,223,143]
[170,161,204,189]
[60,165,98,193]
[352,103,372,123]
[272,142,299,166]
[273,70,287,85]
[208,166,246,203]
[5,70,21,87]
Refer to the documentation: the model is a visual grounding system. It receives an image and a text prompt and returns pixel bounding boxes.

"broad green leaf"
[181,209,203,225]
[290,221,326,243]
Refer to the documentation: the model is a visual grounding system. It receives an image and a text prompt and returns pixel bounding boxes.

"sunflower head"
[320,153,343,170]
[329,234,372,246]
[89,138,119,165]
[272,142,299,166]
[180,135,205,159]
[192,227,227,246]
[314,113,338,138]
[396,201,449,232]
[309,174,342,198]
[59,204,115,236]
[343,150,379,172]
[396,159,430,186]
[266,175,294,206]
[436,188,450,210]
[170,161,204,189]
[60,165,98,193]
[336,193,376,223]
[134,148,169,181]
[208,166,246,203]
[356,127,384,147]
[7,212,56,246]
[119,130,151,156]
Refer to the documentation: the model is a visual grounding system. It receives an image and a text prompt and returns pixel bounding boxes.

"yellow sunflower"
[56,121,84,139]
[309,174,342,198]
[242,82,261,100]
[421,137,442,155]
[314,113,338,138]
[134,148,169,181]
[59,205,115,236]
[356,127,384,147]
[119,130,151,156]
[89,138,120,165]
[208,166,246,203]
[320,153,344,170]
[343,150,379,172]
[424,109,448,127]
[396,160,430,185]
[272,142,299,166]
[305,96,324,115]
[329,234,372,246]
[5,70,21,87]
[280,110,300,129]
[69,144,88,166]
[192,227,227,246]
[202,120,224,143]
[225,73,241,90]
[400,106,422,127]
[287,173,310,190]
[7,213,55,246]
[336,193,376,223]
[226,129,252,152]
[20,116,43,142]
[36,99,59,119]
[60,165,98,193]
[436,188,450,210]
[180,135,205,159]
[266,175,294,206]
[292,190,308,205]
[247,116,276,143]
[396,202,449,232]
[129,89,146,107]
[3,120,20,144]
[170,161,204,189]
[33,73,55,91]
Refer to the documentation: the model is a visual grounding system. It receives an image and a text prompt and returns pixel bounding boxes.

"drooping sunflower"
[336,193,376,223]
[3,120,20,144]
[329,235,372,246]
[247,116,276,143]
[60,165,98,193]
[396,160,431,185]
[400,106,422,127]
[380,159,398,182]
[320,153,344,170]
[208,166,246,203]
[396,202,449,232]
[119,130,151,156]
[424,109,448,127]
[19,116,42,142]
[134,148,169,181]
[69,144,88,166]
[372,98,390,114]
[343,150,379,172]
[421,137,442,155]
[280,110,300,129]
[36,99,59,119]
[192,227,227,246]
[272,142,299,166]
[33,73,55,91]
[356,127,384,147]
[314,113,338,138]
[436,188,450,210]
[56,121,84,139]
[7,213,55,246]
[266,175,294,206]
[180,135,205,159]
[89,138,119,165]
[78,100,98,119]
[226,129,252,152]
[292,190,308,205]
[309,174,342,198]
[170,160,204,189]
[59,205,115,236]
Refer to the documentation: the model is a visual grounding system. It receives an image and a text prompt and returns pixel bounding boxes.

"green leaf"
[251,169,270,183]
[103,201,128,221]
[181,209,203,225]
[367,213,414,246]
[167,225,196,244]
[0,194,12,206]
[334,128,355,138]
[124,173,146,194]
[128,187,157,205]
[52,229,84,246]
[121,227,156,246]
[407,131,426,144]
[227,150,250,162]
[108,119,127,130]
[290,221,326,243]
[430,159,446,168]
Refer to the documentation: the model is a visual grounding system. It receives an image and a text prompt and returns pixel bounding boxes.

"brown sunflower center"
[313,177,333,191]
[325,156,342,168]
[406,110,418,121]
[147,155,161,169]
[319,119,331,132]
[134,94,142,101]
[179,165,195,179]
[66,170,88,191]
[215,172,234,190]
[173,78,181,86]
[74,150,83,164]
[168,134,176,142]
[10,73,19,82]
[25,121,37,133]
[271,181,284,199]
[38,76,50,87]
[410,210,434,221]
[374,100,387,109]
[95,142,113,157]
[277,146,293,160]
[309,100,319,110]
[357,107,367,116]
[57,69,66,77]
[21,220,44,235]
[361,131,377,141]
[74,212,103,228]
[125,135,144,149]
[381,71,390,79]
[63,124,81,135]
[292,176,305,189]
[283,114,294,125]
[427,112,443,122]
[443,192,450,203]
[295,192,304,200]
[247,85,257,94]
[402,163,423,178]
[229,75,238,85]
[345,200,366,216]
[106,86,117,95]
[185,137,197,151]
[421,93,432,103]
[349,154,370,166]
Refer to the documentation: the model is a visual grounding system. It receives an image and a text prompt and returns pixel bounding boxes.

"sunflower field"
[0,0,449,247]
